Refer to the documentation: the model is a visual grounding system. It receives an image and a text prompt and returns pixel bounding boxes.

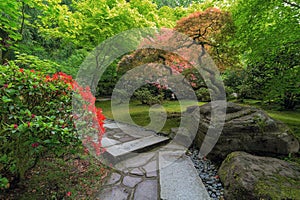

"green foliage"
[222,68,247,99]
[264,66,300,109]
[134,87,164,105]
[153,0,205,8]
[220,0,300,109]
[195,88,210,102]
[0,0,24,63]
[0,63,81,188]
[0,174,9,189]
[37,0,163,49]
[14,52,58,74]
[96,61,119,97]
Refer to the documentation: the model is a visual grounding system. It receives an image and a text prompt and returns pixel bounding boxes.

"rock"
[143,160,157,178]
[130,168,144,176]
[106,173,122,185]
[159,152,210,200]
[218,151,300,200]
[97,185,131,200]
[192,102,299,162]
[122,176,142,188]
[134,180,158,200]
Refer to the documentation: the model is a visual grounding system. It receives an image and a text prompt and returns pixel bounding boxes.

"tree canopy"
[1,0,299,108]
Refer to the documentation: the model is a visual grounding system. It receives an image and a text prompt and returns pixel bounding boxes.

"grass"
[0,150,110,200]
[96,99,206,134]
[97,99,300,139]
[265,110,300,138]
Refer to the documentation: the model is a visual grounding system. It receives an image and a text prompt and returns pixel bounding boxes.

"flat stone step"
[106,135,169,158]
[159,152,211,200]
[101,137,120,148]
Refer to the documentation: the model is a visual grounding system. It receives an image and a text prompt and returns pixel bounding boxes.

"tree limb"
[283,0,300,9]
[19,1,26,35]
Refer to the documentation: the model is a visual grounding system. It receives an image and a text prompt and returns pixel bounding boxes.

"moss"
[223,152,241,165]
[254,174,300,200]
[219,152,240,183]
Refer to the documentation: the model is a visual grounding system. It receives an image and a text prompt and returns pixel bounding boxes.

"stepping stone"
[160,141,187,152]
[106,135,169,158]
[104,123,121,129]
[115,152,156,171]
[96,185,132,200]
[130,168,144,176]
[106,172,122,185]
[102,137,120,148]
[143,160,157,178]
[159,152,211,200]
[133,180,158,200]
[122,175,143,188]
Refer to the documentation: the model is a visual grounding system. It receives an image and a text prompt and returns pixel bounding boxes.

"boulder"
[191,102,299,162]
[218,151,300,200]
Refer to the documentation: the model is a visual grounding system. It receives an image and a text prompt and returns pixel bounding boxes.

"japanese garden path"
[96,119,210,200]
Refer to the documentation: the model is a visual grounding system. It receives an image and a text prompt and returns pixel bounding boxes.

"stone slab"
[104,123,121,129]
[143,160,157,178]
[134,180,158,200]
[115,152,156,170]
[102,137,120,148]
[159,152,211,200]
[96,185,131,200]
[106,135,169,158]
[122,175,143,188]
[130,168,144,176]
[106,172,121,185]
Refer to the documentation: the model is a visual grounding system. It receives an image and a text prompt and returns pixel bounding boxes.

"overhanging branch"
[283,0,300,9]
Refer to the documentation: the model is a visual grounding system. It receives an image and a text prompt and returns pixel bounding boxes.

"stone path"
[96,120,211,200]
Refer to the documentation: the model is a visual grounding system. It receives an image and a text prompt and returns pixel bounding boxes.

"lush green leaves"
[0,63,81,186]
[217,0,300,109]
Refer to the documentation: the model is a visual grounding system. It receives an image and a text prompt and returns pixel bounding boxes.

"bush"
[134,87,163,105]
[0,63,105,189]
[263,67,300,110]
[195,88,210,102]
[225,86,238,100]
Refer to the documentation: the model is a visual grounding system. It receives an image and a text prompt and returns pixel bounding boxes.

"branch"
[19,1,26,35]
[283,0,300,9]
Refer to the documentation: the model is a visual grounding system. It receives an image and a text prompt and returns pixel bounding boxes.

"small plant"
[0,175,9,189]
[253,115,268,133]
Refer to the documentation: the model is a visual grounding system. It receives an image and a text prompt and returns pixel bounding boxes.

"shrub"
[0,62,105,189]
[134,87,163,105]
[195,88,210,102]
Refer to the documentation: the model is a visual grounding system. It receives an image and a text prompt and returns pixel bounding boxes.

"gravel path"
[189,148,225,200]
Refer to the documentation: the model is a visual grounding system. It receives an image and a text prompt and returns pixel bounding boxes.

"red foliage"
[175,7,235,71]
[46,71,106,156]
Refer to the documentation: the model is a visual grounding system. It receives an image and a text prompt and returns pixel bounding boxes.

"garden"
[0,0,299,199]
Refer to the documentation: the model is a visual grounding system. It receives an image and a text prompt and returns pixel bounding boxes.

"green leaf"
[2,96,12,103]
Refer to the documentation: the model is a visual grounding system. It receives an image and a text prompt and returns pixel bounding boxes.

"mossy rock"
[191,102,299,163]
[218,151,300,200]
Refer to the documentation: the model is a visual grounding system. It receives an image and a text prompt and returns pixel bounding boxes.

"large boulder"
[218,151,300,200]
[191,102,299,162]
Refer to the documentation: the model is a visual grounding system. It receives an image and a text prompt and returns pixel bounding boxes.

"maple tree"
[118,27,226,100]
[119,7,237,75]
[174,7,238,71]
[118,8,235,100]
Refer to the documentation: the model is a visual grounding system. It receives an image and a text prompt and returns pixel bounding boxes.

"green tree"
[153,0,205,8]
[0,0,37,64]
[220,0,300,109]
